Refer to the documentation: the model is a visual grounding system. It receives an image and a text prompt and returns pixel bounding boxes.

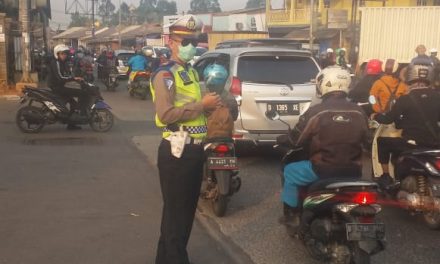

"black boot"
[279,203,301,237]
[376,173,394,190]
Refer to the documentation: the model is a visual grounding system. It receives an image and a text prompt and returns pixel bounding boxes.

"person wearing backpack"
[370,59,408,113]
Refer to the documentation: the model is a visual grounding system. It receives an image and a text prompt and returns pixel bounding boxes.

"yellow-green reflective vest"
[150,63,207,139]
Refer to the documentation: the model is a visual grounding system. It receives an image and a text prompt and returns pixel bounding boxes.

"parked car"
[215,38,302,50]
[114,50,135,77]
[193,47,321,146]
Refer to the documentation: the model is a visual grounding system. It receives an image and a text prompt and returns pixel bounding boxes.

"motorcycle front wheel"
[16,106,45,133]
[89,108,114,132]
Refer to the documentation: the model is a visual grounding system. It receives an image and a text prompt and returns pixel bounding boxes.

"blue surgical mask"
[178,44,197,62]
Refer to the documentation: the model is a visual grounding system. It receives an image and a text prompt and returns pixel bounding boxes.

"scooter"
[268,110,385,264]
[201,138,240,217]
[16,82,114,133]
[128,70,151,100]
[371,122,440,230]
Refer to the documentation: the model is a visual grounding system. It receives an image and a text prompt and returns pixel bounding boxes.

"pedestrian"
[410,44,431,65]
[149,15,221,264]
[336,48,347,69]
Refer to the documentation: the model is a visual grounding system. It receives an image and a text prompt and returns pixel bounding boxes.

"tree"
[190,0,221,14]
[245,0,266,9]
[110,2,131,26]
[156,0,177,15]
[69,12,91,27]
[98,0,116,26]
[136,0,177,24]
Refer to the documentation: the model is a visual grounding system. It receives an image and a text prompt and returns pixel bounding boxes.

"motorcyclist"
[127,48,151,84]
[372,59,440,189]
[336,48,347,69]
[202,63,238,139]
[47,44,86,130]
[370,59,408,113]
[320,48,335,69]
[430,48,440,90]
[279,66,369,227]
[348,59,383,116]
[96,49,107,80]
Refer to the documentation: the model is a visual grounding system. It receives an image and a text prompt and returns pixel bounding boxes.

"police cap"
[167,15,203,37]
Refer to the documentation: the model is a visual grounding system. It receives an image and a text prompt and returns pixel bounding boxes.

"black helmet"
[406,58,434,85]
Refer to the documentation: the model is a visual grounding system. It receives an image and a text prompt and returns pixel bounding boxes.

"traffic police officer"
[150,15,220,264]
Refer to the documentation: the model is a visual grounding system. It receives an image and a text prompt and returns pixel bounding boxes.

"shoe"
[376,173,394,190]
[279,203,300,228]
[66,124,82,130]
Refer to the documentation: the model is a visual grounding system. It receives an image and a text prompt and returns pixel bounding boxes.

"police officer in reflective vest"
[150,15,220,264]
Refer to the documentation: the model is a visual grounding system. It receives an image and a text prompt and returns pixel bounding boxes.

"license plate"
[111,77,116,82]
[267,103,300,116]
[346,223,385,241]
[207,157,238,170]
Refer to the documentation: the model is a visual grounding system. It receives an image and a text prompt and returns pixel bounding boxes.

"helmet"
[366,59,382,75]
[430,48,438,55]
[381,59,399,75]
[315,66,351,98]
[406,62,434,85]
[53,44,70,59]
[203,63,229,94]
[326,48,334,53]
[142,46,154,57]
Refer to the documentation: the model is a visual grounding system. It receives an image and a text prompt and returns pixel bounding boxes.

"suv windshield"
[117,53,134,66]
[237,55,319,84]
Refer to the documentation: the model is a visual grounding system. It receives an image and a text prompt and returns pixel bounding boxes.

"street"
[1,80,440,264]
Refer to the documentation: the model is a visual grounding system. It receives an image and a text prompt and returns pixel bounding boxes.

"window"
[417,0,427,5]
[237,55,319,84]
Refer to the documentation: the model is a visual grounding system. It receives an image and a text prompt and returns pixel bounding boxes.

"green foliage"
[69,12,91,27]
[136,0,177,24]
[245,0,266,9]
[189,0,222,14]
[98,0,116,26]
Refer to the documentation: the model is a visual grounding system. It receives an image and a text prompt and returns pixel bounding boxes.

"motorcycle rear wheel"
[350,245,370,264]
[89,108,114,132]
[16,106,45,133]
[212,192,228,217]
[423,186,440,230]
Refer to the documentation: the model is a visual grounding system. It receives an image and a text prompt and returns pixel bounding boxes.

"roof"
[204,47,312,57]
[284,29,339,40]
[213,7,265,16]
[52,27,90,40]
[85,24,162,44]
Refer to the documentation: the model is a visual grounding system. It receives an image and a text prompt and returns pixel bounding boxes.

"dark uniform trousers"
[155,139,204,264]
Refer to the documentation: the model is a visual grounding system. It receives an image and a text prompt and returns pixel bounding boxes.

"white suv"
[193,47,321,146]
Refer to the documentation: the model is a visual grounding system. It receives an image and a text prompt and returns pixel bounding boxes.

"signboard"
[327,9,348,29]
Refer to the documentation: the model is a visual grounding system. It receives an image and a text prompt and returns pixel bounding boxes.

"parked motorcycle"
[105,70,118,92]
[268,110,385,264]
[128,70,151,100]
[201,138,240,217]
[16,82,113,133]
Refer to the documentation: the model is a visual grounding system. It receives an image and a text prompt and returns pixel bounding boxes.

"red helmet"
[366,59,383,75]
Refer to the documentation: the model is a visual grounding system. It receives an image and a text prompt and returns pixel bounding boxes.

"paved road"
[0,81,241,264]
[103,81,440,264]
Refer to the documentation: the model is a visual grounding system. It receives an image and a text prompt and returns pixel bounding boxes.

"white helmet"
[142,46,154,57]
[53,44,70,59]
[326,48,334,53]
[316,66,351,98]
[430,48,438,54]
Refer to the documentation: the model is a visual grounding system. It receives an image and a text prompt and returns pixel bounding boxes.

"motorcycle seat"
[204,137,234,144]
[308,178,378,193]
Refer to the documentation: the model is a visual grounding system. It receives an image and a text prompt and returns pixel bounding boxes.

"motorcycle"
[371,122,440,229]
[16,82,114,133]
[201,138,240,217]
[97,63,118,92]
[268,110,385,264]
[128,70,151,100]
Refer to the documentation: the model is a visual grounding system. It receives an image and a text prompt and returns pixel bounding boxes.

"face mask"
[177,44,197,62]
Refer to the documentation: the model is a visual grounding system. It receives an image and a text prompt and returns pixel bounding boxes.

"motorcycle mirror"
[265,110,280,121]
[368,95,377,105]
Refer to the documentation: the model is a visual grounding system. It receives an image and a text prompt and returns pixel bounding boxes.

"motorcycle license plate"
[207,157,238,170]
[346,223,385,241]
[266,103,300,116]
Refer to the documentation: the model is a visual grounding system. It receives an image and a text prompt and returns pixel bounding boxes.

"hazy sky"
[51,0,249,28]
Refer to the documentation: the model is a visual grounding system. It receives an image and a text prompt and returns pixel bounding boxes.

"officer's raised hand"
[202,92,221,110]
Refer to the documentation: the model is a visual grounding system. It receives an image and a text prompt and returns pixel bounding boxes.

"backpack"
[379,79,400,112]
[206,104,234,139]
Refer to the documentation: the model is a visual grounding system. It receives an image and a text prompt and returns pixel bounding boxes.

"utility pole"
[91,0,95,38]
[118,0,122,48]
[19,0,32,82]
[309,0,314,53]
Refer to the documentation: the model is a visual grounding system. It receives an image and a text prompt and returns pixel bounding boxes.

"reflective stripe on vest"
[150,63,207,139]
